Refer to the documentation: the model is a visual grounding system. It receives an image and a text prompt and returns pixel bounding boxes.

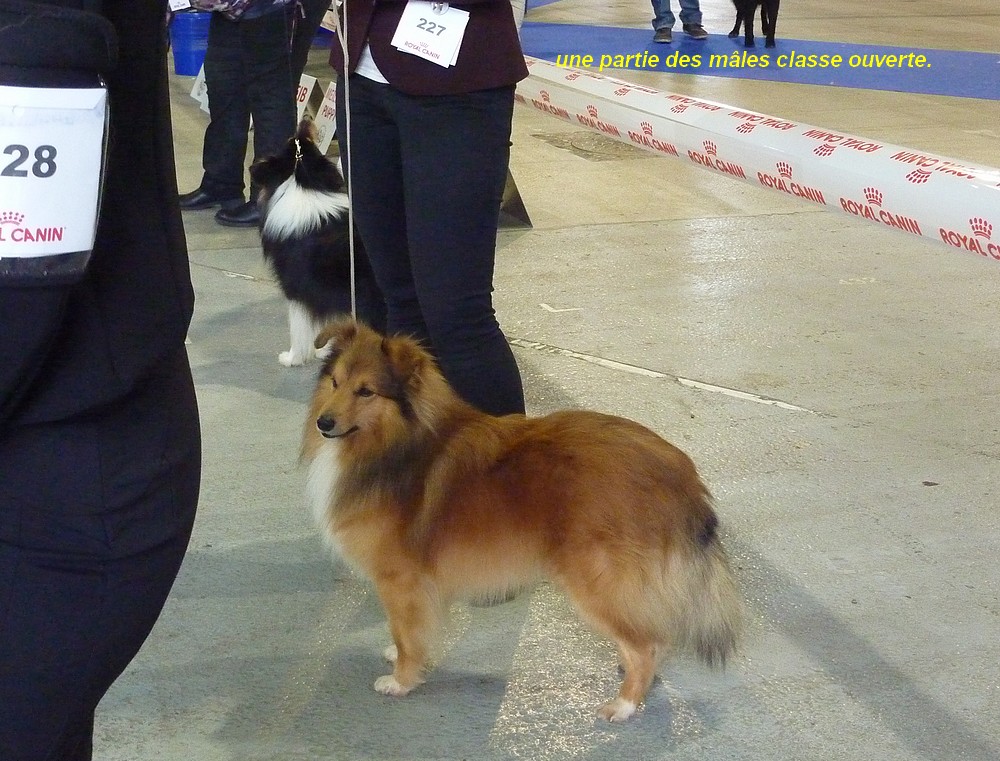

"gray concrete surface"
[94,3,999,758]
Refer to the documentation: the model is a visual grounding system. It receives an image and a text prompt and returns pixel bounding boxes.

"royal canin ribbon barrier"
[515,56,1000,263]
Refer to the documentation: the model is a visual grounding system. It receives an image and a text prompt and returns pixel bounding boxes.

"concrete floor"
[96,2,1000,759]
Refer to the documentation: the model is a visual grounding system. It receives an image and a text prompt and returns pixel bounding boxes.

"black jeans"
[200,8,297,201]
[336,75,525,416]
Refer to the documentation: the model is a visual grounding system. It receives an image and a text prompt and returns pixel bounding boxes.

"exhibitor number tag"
[391,1,469,68]
[0,85,107,259]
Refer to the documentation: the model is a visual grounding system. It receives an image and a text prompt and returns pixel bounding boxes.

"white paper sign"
[0,86,107,258]
[297,74,320,121]
[391,1,469,68]
[315,81,338,154]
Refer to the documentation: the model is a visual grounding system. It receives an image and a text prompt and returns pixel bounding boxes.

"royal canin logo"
[626,121,678,156]
[576,105,621,137]
[670,103,689,114]
[838,188,922,237]
[0,210,65,244]
[728,111,797,131]
[736,122,756,134]
[813,144,836,158]
[757,163,827,206]
[890,151,978,181]
[564,72,580,81]
[802,129,882,155]
[687,141,747,181]
[614,87,631,97]
[665,95,722,112]
[529,91,570,120]
[939,217,1000,259]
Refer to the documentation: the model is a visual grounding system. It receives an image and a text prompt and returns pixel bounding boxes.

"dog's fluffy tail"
[667,535,744,668]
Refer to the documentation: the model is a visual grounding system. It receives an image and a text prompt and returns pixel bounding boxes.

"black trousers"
[0,351,201,760]
[200,7,297,201]
[336,75,525,416]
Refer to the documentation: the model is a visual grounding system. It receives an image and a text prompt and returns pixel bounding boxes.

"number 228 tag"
[390,1,469,68]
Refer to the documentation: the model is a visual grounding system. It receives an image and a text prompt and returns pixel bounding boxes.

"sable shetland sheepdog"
[302,320,744,722]
[249,119,385,367]
[730,0,780,48]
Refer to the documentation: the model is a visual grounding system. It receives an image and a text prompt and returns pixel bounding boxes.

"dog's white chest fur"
[305,444,345,557]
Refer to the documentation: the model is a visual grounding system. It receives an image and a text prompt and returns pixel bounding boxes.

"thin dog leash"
[332,0,358,319]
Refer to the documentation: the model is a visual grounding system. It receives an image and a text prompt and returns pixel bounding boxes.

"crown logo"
[776,162,792,178]
[670,103,689,114]
[813,144,835,158]
[586,104,599,117]
[539,90,550,102]
[564,72,580,81]
[905,168,931,185]
[703,140,717,156]
[970,217,993,239]
[0,211,24,225]
[640,121,653,136]
[614,87,631,97]
[863,187,883,207]
[736,122,755,134]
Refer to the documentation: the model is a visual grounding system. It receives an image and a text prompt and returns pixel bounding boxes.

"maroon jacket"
[329,0,528,96]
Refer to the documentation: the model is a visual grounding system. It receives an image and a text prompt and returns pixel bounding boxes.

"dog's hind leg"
[280,301,318,367]
[557,571,663,721]
[372,574,442,696]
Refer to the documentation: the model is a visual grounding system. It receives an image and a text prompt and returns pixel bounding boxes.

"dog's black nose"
[316,415,335,433]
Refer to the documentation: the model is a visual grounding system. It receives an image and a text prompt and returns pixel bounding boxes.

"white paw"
[374,675,412,696]
[315,342,333,360]
[383,644,398,663]
[597,698,637,722]
[279,350,305,367]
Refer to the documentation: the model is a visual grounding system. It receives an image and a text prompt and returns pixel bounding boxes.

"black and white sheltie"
[729,0,780,48]
[250,119,385,366]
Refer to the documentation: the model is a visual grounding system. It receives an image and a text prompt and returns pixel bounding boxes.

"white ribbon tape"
[516,56,1000,262]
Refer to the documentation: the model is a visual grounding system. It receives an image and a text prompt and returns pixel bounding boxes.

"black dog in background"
[250,119,386,366]
[729,0,780,48]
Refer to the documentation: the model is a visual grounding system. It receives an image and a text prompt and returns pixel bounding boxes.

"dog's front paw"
[279,350,307,367]
[374,674,413,697]
[597,697,638,722]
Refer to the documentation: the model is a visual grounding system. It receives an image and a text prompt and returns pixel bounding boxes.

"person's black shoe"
[214,200,261,228]
[178,187,242,211]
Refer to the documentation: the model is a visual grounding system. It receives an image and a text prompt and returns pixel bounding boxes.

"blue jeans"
[651,0,702,30]
[336,75,525,416]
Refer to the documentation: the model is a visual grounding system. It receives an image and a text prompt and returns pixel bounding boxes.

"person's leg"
[242,7,297,201]
[337,75,427,341]
[289,0,330,84]
[651,0,676,30]
[678,0,703,26]
[200,13,249,199]
[391,86,525,416]
[0,352,200,761]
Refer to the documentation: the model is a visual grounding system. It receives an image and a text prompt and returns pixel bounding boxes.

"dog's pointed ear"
[314,318,359,351]
[380,335,429,389]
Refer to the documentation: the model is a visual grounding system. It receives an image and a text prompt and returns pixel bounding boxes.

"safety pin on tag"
[431,2,448,14]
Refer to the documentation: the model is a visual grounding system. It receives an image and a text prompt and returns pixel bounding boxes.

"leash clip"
[293,138,303,167]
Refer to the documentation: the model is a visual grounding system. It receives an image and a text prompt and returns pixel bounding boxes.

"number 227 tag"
[390,1,469,68]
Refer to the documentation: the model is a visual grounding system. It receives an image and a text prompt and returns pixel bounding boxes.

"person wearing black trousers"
[179,1,299,227]
[331,0,527,417]
[0,1,201,758]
